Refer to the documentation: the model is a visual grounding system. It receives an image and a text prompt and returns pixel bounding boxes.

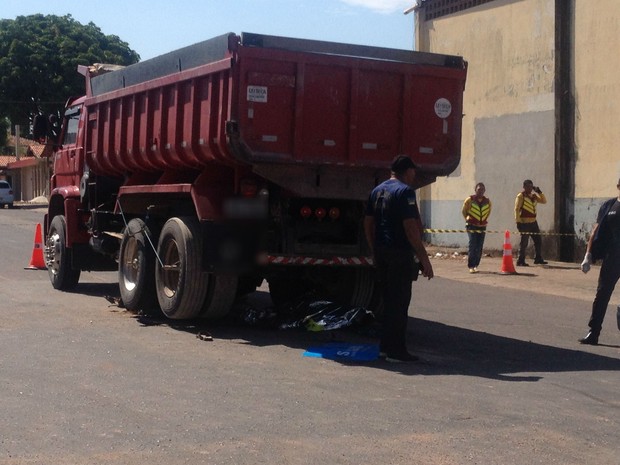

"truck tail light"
[315,207,326,220]
[240,179,258,198]
[298,205,341,221]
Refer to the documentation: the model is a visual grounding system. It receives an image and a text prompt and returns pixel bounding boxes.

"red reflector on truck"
[315,207,326,220]
[240,179,258,197]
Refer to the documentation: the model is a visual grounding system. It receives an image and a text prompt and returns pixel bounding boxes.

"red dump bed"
[83,32,467,194]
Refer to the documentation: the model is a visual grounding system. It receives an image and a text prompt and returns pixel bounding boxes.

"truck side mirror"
[48,114,60,145]
[32,114,48,142]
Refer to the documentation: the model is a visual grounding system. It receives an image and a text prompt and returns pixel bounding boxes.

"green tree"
[0,117,8,148]
[0,14,140,132]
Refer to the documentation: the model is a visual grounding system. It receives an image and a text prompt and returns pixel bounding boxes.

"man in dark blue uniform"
[578,177,620,345]
[364,155,434,362]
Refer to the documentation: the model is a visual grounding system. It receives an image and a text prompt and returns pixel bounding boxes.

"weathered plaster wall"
[573,0,620,241]
[416,0,556,250]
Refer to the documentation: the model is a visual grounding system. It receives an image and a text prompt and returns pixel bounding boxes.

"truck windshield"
[63,105,81,145]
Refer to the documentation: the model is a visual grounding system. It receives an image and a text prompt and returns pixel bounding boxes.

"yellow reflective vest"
[515,191,547,223]
[462,195,491,227]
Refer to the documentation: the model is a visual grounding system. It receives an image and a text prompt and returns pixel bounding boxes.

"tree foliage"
[0,14,140,131]
[0,117,8,148]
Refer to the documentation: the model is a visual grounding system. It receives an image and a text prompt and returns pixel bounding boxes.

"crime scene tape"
[423,228,577,236]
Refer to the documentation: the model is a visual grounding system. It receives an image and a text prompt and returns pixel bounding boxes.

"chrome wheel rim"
[159,238,181,298]
[121,237,140,291]
[46,232,62,275]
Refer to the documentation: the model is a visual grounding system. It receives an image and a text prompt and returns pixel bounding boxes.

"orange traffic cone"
[25,223,46,270]
[500,229,517,275]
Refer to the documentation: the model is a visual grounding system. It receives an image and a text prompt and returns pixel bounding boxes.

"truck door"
[52,104,84,190]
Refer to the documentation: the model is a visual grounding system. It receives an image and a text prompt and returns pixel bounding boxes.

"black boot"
[578,331,599,345]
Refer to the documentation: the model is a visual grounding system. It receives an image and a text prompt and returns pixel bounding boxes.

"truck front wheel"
[119,218,157,312]
[46,215,81,290]
[155,217,209,319]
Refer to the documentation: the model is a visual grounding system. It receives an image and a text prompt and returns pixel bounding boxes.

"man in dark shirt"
[364,155,433,362]
[578,177,620,345]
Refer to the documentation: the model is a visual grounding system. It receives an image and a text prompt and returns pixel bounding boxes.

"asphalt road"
[0,207,619,465]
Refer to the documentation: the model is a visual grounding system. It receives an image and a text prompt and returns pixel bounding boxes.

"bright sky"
[2,0,417,61]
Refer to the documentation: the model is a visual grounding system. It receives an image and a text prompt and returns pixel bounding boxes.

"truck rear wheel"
[339,268,377,307]
[155,217,209,319]
[46,215,81,290]
[119,218,157,312]
[201,274,238,319]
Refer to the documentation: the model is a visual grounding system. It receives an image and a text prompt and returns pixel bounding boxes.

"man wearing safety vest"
[515,179,548,266]
[462,182,492,273]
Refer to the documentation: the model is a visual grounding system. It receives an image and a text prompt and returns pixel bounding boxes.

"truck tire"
[347,267,383,317]
[46,215,81,290]
[119,218,158,312]
[155,217,209,319]
[200,274,238,319]
[340,268,377,307]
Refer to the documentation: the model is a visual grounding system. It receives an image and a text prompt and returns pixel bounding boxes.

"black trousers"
[588,251,620,334]
[517,221,543,262]
[374,247,415,354]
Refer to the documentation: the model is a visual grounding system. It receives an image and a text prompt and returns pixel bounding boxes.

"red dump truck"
[43,32,467,319]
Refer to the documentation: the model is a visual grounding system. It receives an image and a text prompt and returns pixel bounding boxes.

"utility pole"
[14,125,20,160]
[555,0,576,261]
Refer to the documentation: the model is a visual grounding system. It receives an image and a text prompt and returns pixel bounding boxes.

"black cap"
[390,155,417,175]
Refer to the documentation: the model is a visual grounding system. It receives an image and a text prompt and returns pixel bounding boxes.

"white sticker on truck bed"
[247,86,268,103]
[434,98,452,118]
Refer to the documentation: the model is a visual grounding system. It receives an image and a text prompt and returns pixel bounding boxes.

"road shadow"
[410,318,620,380]
[543,264,581,271]
[71,282,120,299]
[143,312,620,381]
[79,283,620,381]
[476,270,538,277]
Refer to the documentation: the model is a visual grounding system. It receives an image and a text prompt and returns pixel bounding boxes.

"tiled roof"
[2,135,52,164]
[0,155,18,168]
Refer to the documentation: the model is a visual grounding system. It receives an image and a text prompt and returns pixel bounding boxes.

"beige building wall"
[573,0,620,236]
[415,0,557,251]
[8,160,50,202]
